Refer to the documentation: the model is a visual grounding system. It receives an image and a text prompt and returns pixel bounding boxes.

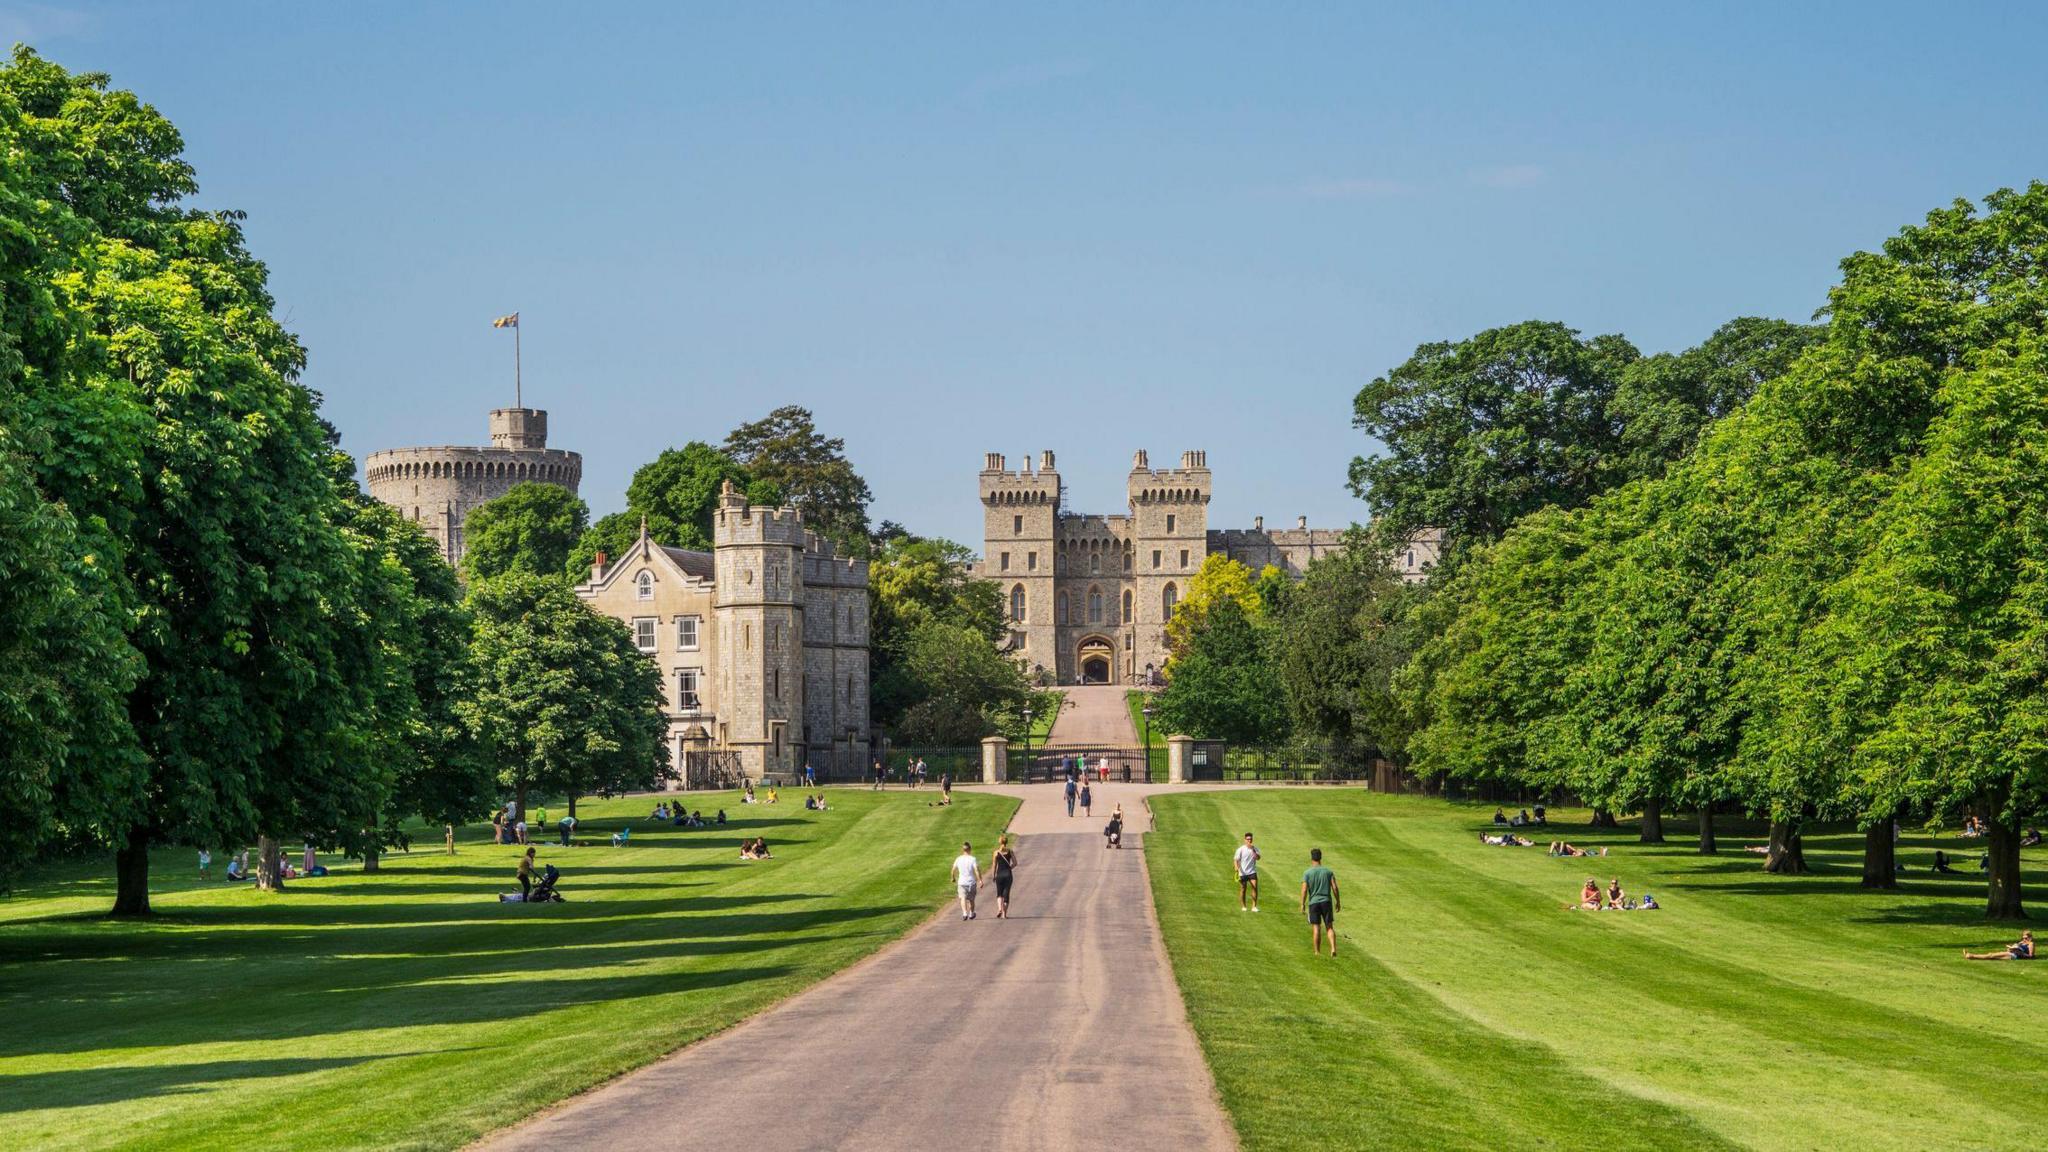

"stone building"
[572,482,870,785]
[364,407,582,567]
[976,450,1439,686]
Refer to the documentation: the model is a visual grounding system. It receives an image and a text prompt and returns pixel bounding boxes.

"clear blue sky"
[10,2,2046,547]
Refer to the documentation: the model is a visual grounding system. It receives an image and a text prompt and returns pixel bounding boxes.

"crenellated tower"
[713,480,807,779]
[1127,450,1211,682]
[980,451,1061,679]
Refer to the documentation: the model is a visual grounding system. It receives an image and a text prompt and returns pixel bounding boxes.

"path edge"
[1137,792,1243,1151]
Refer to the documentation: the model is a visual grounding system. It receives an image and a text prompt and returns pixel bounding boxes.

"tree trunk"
[515,780,530,823]
[256,835,285,892]
[1860,822,1897,889]
[1763,820,1807,874]
[1590,808,1619,828]
[567,793,578,820]
[1639,797,1665,844]
[111,825,152,917]
[1985,819,2026,920]
[363,847,380,874]
[1697,805,1717,854]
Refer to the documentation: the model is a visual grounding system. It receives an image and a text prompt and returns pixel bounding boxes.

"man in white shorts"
[952,840,980,920]
[1234,832,1261,912]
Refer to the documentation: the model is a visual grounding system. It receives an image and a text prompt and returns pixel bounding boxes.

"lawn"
[1145,790,2048,1152]
[0,789,1016,1152]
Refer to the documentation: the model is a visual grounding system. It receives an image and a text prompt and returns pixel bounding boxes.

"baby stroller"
[1104,817,1123,850]
[527,864,565,903]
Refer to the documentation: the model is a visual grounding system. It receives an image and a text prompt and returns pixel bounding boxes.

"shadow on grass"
[0,1052,434,1114]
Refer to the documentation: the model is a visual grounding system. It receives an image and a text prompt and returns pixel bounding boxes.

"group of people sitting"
[803,793,831,811]
[738,837,773,860]
[1492,807,1548,828]
[739,783,781,805]
[1549,841,1609,857]
[1481,833,1535,847]
[1575,877,1658,911]
[659,807,725,828]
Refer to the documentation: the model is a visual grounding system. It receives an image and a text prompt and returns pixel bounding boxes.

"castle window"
[1088,588,1102,624]
[1151,550,1161,569]
[1123,550,1132,572]
[676,667,701,709]
[1027,551,1038,571]
[1162,583,1178,619]
[743,623,751,650]
[1180,549,1190,569]
[633,618,658,653]
[1167,514,1176,534]
[1405,549,1416,568]
[1014,515,1023,535]
[1057,592,1069,625]
[1090,554,1100,574]
[773,668,782,699]
[1057,555,1066,574]
[1125,633,1133,650]
[1000,551,1010,572]
[1011,584,1027,622]
[677,615,700,650]
[1122,589,1132,624]
[636,571,654,600]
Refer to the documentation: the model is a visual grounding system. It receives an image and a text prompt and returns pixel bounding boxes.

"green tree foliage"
[566,442,777,576]
[1164,554,1272,656]
[1275,541,1426,768]
[724,405,872,552]
[1610,317,1821,477]
[461,482,590,583]
[462,574,671,816]
[0,49,420,912]
[890,621,1043,746]
[866,533,1020,740]
[1156,598,1290,746]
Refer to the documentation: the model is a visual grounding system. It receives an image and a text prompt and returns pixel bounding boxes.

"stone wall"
[364,407,581,566]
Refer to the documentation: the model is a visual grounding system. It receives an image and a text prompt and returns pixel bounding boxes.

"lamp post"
[1021,706,1033,781]
[1141,702,1156,784]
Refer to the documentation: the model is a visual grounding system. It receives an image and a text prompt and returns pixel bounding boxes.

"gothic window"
[1088,587,1102,623]
[1011,584,1027,622]
[1405,549,1416,568]
[1123,550,1132,572]
[1057,554,1066,574]
[1122,589,1133,624]
[636,571,654,600]
[1162,582,1178,619]
[1057,592,1069,625]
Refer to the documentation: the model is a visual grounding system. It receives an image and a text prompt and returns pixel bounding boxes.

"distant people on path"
[940,773,952,806]
[990,835,1017,919]
[1065,774,1079,817]
[1300,848,1339,957]
[1964,930,2034,961]
[805,762,817,788]
[1098,755,1110,783]
[1105,811,1123,849]
[518,847,537,899]
[952,840,980,920]
[1234,832,1261,912]
[872,759,885,790]
[1080,779,1093,817]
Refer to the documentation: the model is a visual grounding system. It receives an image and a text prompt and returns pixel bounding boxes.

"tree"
[462,574,670,818]
[1,49,393,914]
[1349,321,1641,558]
[867,533,1008,731]
[1164,554,1271,656]
[1276,541,1428,769]
[724,406,872,551]
[891,621,1044,747]
[1610,317,1821,478]
[1156,599,1291,747]
[461,482,590,583]
[566,442,775,577]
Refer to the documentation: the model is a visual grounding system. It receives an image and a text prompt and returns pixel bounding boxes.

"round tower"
[364,407,582,567]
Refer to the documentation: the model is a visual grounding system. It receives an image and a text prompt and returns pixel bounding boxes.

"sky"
[9,2,2048,548]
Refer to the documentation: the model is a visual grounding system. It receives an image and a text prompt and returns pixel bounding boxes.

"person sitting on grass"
[1577,879,1602,909]
[1961,815,1985,838]
[1933,849,1959,873]
[1532,805,1547,826]
[1964,930,2034,961]
[1743,844,1771,854]
[1605,878,1626,910]
[653,802,670,821]
[805,794,817,810]
[715,809,727,825]
[1492,808,1508,825]
[2023,828,2043,847]
[742,782,757,804]
[766,788,779,805]
[224,852,248,881]
[611,827,630,847]
[1513,808,1532,827]
[814,794,829,811]
[739,838,760,860]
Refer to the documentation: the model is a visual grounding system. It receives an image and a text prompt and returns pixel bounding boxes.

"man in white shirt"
[1233,832,1261,912]
[951,841,980,921]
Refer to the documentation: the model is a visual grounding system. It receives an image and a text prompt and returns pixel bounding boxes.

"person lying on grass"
[1550,841,1607,857]
[1964,930,2034,961]
[1481,833,1534,846]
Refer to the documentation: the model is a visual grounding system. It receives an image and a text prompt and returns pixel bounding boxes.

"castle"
[977,450,1437,686]
[363,407,583,566]
[571,481,870,785]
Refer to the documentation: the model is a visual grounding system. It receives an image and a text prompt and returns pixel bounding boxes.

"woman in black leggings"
[991,835,1017,919]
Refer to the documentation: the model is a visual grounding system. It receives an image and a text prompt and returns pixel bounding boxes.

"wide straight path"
[1044,684,1143,748]
[477,782,1235,1152]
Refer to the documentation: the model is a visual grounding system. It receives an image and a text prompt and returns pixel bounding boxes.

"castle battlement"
[364,406,582,566]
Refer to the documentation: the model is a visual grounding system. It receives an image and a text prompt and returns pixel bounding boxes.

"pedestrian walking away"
[951,841,980,920]
[1301,848,1340,956]
[940,772,952,806]
[872,758,883,790]
[1080,779,1093,817]
[1065,774,1079,817]
[990,834,1017,919]
[1234,832,1261,911]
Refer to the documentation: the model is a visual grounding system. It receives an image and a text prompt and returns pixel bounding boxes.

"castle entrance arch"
[1077,635,1115,684]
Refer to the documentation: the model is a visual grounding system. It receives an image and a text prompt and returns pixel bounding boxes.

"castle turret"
[1127,450,1211,681]
[981,451,1061,679]
[364,406,581,567]
[713,481,808,781]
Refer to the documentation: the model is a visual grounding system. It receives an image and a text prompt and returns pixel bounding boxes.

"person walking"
[1234,832,1261,912]
[951,841,980,920]
[1065,773,1079,817]
[1079,778,1093,818]
[517,847,538,900]
[990,835,1017,919]
[1301,848,1340,957]
[872,758,883,790]
[940,772,953,806]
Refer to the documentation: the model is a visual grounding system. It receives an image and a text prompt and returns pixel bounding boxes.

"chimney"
[1132,449,1149,470]
[984,453,1005,472]
[592,550,608,583]
[1253,515,1264,531]
[1297,515,1308,530]
[1040,450,1056,472]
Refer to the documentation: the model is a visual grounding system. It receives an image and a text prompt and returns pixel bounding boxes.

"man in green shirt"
[1300,848,1340,957]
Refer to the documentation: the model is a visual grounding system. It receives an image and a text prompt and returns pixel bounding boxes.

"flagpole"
[514,316,522,409]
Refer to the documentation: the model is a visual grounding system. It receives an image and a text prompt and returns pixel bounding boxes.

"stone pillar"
[1167,735,1194,784]
[981,736,1009,784]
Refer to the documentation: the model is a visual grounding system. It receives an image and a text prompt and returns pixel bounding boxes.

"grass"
[1145,790,2048,1152]
[1125,689,1167,774]
[0,789,1016,1152]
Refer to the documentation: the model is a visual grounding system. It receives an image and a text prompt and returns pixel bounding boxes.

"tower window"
[1058,592,1069,625]
[1090,554,1100,574]
[1122,589,1132,624]
[1028,551,1038,571]
[1180,549,1189,568]
[1000,551,1010,571]
[1014,515,1023,535]
[636,571,654,600]
[1011,584,1027,622]
[1151,550,1161,569]
[1088,588,1102,624]
[1162,582,1178,619]
[1166,514,1176,534]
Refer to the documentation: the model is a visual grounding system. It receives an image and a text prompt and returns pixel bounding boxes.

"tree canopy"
[461,482,590,584]
[724,405,872,552]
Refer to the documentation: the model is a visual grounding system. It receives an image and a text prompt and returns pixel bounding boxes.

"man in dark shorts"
[1300,848,1339,957]
[1233,832,1261,912]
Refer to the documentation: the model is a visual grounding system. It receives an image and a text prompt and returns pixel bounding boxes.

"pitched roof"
[660,545,715,580]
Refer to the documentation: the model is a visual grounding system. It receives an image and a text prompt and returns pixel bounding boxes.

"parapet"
[489,407,548,450]
[1127,450,1213,505]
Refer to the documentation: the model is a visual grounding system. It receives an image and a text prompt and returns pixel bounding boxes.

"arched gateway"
[1076,635,1115,684]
